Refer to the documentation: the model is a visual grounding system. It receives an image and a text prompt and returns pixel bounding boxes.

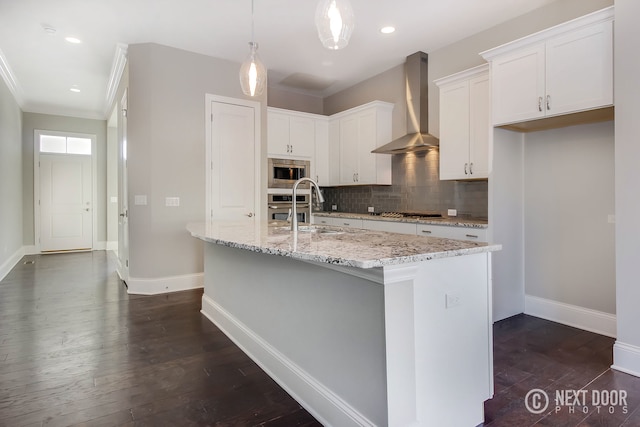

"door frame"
[205,94,262,221]
[34,129,98,253]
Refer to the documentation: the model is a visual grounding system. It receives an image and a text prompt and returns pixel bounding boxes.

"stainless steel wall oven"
[267,193,310,224]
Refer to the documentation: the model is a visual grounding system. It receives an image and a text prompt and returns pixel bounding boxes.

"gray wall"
[524,122,615,313]
[268,86,324,115]
[0,77,23,267]
[126,43,267,280]
[22,113,107,246]
[614,0,640,370]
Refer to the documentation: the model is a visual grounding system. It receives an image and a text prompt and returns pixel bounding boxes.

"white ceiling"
[0,0,558,120]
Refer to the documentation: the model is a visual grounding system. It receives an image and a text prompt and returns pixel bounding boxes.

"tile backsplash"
[320,150,488,218]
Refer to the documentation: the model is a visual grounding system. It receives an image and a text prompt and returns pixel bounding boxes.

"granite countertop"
[313,212,489,229]
[187,221,500,269]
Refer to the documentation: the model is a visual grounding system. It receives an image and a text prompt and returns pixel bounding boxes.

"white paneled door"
[209,100,257,221]
[40,154,93,251]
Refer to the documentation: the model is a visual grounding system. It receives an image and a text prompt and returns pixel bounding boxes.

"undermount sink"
[297,225,344,235]
[274,225,345,235]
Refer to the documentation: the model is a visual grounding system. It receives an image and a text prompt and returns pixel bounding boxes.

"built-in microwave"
[268,158,310,189]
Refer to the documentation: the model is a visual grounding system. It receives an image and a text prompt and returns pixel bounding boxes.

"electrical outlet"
[447,209,457,217]
[332,204,338,211]
[134,195,147,206]
[445,293,462,309]
[165,197,180,207]
[368,206,375,213]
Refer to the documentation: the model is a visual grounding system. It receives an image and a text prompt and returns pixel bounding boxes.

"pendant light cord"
[251,0,255,43]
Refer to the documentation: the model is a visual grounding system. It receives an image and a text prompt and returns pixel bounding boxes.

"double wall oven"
[267,158,312,224]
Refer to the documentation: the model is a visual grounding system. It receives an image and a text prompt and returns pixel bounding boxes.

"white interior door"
[209,100,256,220]
[40,154,93,251]
[118,90,130,282]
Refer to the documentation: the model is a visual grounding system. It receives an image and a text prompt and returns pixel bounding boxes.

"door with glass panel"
[37,132,94,252]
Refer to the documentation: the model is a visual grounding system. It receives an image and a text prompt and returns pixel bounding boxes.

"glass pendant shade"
[239,42,266,97]
[315,0,354,50]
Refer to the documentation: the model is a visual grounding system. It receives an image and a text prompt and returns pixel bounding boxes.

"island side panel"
[201,243,387,426]
[413,252,492,426]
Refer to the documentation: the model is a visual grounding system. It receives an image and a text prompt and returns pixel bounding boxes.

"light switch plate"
[367,206,375,213]
[332,205,338,211]
[110,196,118,203]
[447,209,457,217]
[134,195,147,206]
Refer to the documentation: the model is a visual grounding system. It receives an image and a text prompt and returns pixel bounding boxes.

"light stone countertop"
[313,211,489,229]
[187,220,500,269]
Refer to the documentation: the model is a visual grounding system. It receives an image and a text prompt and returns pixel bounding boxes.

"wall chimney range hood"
[372,51,439,154]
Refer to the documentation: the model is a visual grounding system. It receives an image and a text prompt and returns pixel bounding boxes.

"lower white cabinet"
[361,219,417,235]
[313,216,363,229]
[416,224,487,242]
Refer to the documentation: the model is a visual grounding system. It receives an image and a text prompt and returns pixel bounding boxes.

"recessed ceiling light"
[65,37,82,44]
[380,26,396,34]
[70,87,81,93]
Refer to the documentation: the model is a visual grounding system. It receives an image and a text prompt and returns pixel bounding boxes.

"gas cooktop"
[375,212,443,219]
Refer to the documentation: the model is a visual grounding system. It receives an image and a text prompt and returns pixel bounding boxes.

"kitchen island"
[188,221,501,427]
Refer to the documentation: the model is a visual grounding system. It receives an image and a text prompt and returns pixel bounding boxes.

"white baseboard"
[201,294,374,427]
[612,342,640,378]
[126,272,203,295]
[0,246,25,282]
[94,241,107,251]
[525,294,616,338]
[106,241,118,251]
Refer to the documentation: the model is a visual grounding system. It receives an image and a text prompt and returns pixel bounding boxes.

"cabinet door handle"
[291,144,294,152]
[464,163,468,175]
[353,173,356,182]
[356,173,359,182]
[343,222,350,226]
[546,95,551,111]
[465,234,479,239]
[246,212,254,218]
[469,162,473,175]
[538,96,543,112]
[321,220,327,224]
[421,230,432,234]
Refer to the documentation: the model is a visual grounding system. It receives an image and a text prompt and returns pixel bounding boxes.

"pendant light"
[315,0,354,50]
[239,0,266,97]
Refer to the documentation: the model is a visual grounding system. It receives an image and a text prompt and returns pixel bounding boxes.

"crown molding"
[104,43,128,117]
[0,48,24,107]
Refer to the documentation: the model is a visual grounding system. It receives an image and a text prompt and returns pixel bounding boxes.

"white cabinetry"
[267,108,319,158]
[313,216,363,229]
[435,64,490,180]
[416,224,488,242]
[313,118,330,185]
[481,7,613,127]
[361,219,417,235]
[330,101,393,186]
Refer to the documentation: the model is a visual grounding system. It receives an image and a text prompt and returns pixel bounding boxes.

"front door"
[39,153,93,252]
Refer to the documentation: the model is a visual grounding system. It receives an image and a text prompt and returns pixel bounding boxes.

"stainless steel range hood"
[372,52,439,154]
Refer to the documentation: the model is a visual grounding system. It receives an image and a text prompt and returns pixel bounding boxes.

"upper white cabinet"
[330,101,394,186]
[435,64,490,180]
[313,118,330,185]
[481,7,613,127]
[267,108,318,158]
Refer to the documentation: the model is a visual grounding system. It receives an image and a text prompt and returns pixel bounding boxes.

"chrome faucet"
[291,177,325,231]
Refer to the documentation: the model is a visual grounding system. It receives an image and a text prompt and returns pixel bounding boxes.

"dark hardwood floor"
[1,251,639,426]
